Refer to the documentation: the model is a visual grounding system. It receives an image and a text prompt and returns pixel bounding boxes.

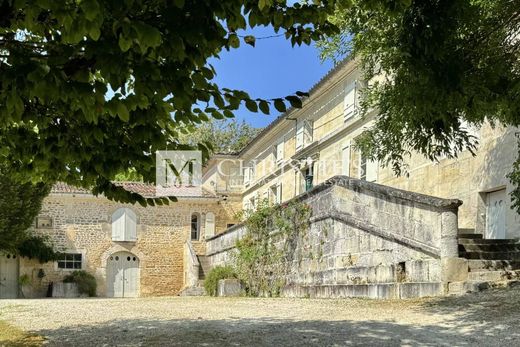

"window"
[342,141,351,176]
[270,183,282,204]
[359,153,378,182]
[296,120,314,150]
[359,154,367,180]
[300,166,314,193]
[243,166,254,187]
[191,213,200,240]
[205,212,215,238]
[112,208,137,242]
[36,217,53,228]
[344,81,357,121]
[274,141,284,164]
[57,253,82,270]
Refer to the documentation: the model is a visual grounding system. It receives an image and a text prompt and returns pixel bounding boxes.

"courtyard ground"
[1,286,520,346]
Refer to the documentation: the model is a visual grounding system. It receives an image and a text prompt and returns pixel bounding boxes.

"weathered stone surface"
[22,193,237,298]
[441,257,469,283]
[217,279,242,297]
[207,177,459,299]
[52,282,79,298]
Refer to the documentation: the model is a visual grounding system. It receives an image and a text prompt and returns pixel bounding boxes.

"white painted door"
[486,189,507,239]
[106,252,139,298]
[0,253,19,299]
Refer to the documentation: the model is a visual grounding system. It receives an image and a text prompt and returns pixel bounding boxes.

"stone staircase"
[197,255,211,281]
[452,232,520,293]
[179,255,211,296]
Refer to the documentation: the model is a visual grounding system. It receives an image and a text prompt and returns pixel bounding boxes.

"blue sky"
[209,26,333,129]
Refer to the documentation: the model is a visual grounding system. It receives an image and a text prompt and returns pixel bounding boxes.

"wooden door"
[486,189,507,239]
[0,253,19,299]
[106,252,139,298]
[122,254,139,298]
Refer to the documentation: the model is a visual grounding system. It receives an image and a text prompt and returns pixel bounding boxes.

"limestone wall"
[20,194,233,297]
[206,176,462,299]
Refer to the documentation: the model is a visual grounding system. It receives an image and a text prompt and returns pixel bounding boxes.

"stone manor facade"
[1,57,518,299]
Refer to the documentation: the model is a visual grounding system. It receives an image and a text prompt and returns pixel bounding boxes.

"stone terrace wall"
[205,176,462,299]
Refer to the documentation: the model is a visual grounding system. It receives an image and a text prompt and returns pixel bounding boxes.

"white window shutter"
[303,120,313,145]
[342,141,351,176]
[111,208,125,241]
[296,123,304,150]
[276,141,284,162]
[344,81,357,121]
[125,208,137,241]
[277,183,282,204]
[205,212,215,238]
[366,160,378,182]
[244,167,250,185]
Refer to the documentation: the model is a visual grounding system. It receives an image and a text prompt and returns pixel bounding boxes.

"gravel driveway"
[1,287,520,346]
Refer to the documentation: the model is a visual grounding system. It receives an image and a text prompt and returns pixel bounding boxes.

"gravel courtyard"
[1,287,520,346]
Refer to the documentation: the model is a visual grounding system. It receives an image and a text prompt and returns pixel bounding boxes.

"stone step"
[468,270,520,282]
[459,243,520,253]
[448,279,520,295]
[179,286,206,296]
[458,233,483,239]
[460,251,520,260]
[468,259,520,272]
[448,281,490,295]
[282,282,443,299]
[458,238,520,245]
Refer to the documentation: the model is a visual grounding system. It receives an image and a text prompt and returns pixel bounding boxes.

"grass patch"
[0,320,44,346]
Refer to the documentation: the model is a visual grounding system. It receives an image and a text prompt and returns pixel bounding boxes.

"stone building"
[1,57,518,299]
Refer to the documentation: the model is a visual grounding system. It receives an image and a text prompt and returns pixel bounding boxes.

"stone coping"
[206,175,462,243]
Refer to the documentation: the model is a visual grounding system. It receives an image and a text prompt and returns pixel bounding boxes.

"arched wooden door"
[0,253,19,299]
[106,251,139,298]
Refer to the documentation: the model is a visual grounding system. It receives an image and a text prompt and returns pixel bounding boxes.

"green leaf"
[285,95,303,108]
[223,109,234,118]
[259,100,270,115]
[173,0,185,8]
[89,25,101,40]
[244,35,256,47]
[80,0,100,21]
[258,0,272,11]
[212,111,224,120]
[245,99,258,112]
[295,91,309,97]
[228,34,240,49]
[133,22,162,50]
[274,98,286,113]
[118,34,132,52]
[117,102,130,122]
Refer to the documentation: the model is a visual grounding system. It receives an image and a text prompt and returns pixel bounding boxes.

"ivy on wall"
[233,199,313,297]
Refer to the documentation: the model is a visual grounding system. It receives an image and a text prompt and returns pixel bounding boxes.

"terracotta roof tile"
[51,181,216,199]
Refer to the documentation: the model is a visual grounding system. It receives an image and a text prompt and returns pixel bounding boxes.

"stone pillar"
[440,209,459,258]
[440,208,468,284]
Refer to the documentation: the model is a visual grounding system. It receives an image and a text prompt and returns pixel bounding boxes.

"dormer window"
[112,208,137,242]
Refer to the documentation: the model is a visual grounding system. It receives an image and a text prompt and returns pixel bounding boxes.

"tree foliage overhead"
[319,0,520,209]
[179,118,262,155]
[0,0,337,205]
[0,165,51,253]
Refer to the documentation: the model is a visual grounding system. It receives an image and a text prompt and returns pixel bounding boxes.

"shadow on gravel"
[38,317,486,347]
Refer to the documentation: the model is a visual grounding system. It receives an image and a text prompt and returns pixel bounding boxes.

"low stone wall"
[205,176,463,299]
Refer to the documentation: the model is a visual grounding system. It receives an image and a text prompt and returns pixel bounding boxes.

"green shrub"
[63,270,97,297]
[204,265,237,296]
